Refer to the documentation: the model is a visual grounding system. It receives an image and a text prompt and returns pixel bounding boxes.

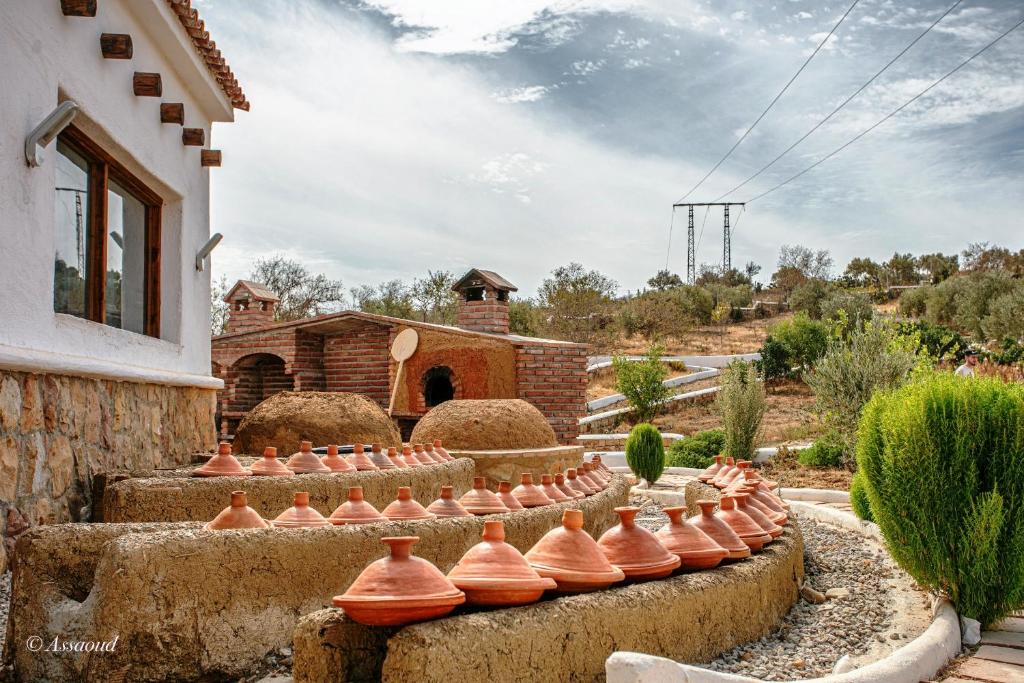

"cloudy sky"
[199,0,1024,297]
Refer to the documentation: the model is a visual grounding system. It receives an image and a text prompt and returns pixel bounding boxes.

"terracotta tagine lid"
[321,444,355,473]
[204,491,270,530]
[687,500,750,560]
[698,455,724,483]
[368,443,396,470]
[511,473,554,508]
[592,454,611,474]
[742,478,787,517]
[412,444,435,466]
[716,495,771,551]
[719,460,749,488]
[525,509,625,592]
[387,446,407,469]
[460,477,510,515]
[332,536,465,625]
[734,492,783,538]
[579,464,606,491]
[272,491,332,528]
[712,456,736,487]
[540,474,571,503]
[423,443,446,464]
[383,487,435,520]
[496,481,525,511]
[329,486,385,525]
[400,446,421,468]
[598,507,681,580]
[194,442,252,477]
[249,446,295,477]
[565,468,595,497]
[433,439,454,461]
[585,461,609,486]
[740,486,787,525]
[655,506,729,570]
[346,443,379,471]
[740,469,784,503]
[427,486,472,518]
[448,520,557,606]
[555,472,584,500]
[286,441,332,474]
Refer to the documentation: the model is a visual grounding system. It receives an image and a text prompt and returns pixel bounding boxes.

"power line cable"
[676,0,861,203]
[664,206,676,270]
[746,13,1024,205]
[714,0,964,202]
[694,205,712,256]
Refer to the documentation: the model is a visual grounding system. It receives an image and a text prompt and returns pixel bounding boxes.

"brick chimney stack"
[223,280,279,334]
[452,269,517,335]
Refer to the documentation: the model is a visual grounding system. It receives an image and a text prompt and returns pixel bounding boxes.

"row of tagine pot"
[332,471,791,627]
[204,457,620,530]
[193,440,457,477]
[699,456,781,492]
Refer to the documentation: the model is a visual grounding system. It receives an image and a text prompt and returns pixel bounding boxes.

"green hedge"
[857,373,1024,626]
[797,430,847,469]
[666,429,725,468]
[850,471,873,522]
[625,423,666,484]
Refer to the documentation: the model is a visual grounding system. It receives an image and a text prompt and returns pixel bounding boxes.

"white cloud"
[795,10,813,20]
[731,10,749,21]
[492,85,551,103]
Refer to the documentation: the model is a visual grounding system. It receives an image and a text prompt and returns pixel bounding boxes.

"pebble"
[0,571,9,654]
[800,585,826,604]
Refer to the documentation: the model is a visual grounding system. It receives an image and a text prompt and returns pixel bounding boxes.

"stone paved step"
[956,657,1024,682]
[978,645,1024,667]
[983,631,1024,650]
[998,618,1024,634]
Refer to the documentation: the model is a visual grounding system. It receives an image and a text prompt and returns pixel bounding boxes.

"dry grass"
[609,313,788,356]
[586,364,692,401]
[758,446,853,491]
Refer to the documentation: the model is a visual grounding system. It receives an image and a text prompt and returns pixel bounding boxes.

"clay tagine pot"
[205,491,270,530]
[423,443,446,464]
[655,506,729,570]
[742,481,787,521]
[698,455,725,483]
[716,495,771,551]
[272,491,332,528]
[719,460,749,489]
[511,473,554,508]
[597,507,680,580]
[496,481,525,511]
[460,477,510,515]
[400,446,421,468]
[448,520,557,606]
[565,468,595,497]
[332,536,465,625]
[578,463,605,491]
[286,441,332,474]
[433,439,454,461]
[711,456,736,487]
[585,461,609,486]
[740,469,786,506]
[687,500,750,560]
[427,486,472,518]
[734,492,783,538]
[329,486,384,525]
[386,446,407,469]
[383,487,435,521]
[194,442,251,477]
[525,509,625,592]
[249,446,294,477]
[540,474,571,503]
[554,473,584,500]
[346,443,379,471]
[321,444,355,473]
[592,454,611,474]
[368,443,396,470]
[412,444,435,466]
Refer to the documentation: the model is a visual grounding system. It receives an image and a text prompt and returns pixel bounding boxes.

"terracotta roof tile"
[165,0,249,111]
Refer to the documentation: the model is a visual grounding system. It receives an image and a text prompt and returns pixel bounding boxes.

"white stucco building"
[0,0,247,558]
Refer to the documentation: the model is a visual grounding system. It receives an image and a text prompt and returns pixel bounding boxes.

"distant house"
[0,0,246,546]
[211,269,589,444]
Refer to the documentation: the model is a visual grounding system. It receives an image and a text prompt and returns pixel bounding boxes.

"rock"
[800,585,826,604]
[740,651,755,661]
[48,434,74,496]
[0,435,19,502]
[889,632,901,640]
[960,616,981,646]
[792,658,805,669]
[0,376,22,433]
[825,587,850,599]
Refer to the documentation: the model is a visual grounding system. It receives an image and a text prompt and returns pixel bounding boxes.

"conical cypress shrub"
[857,373,1024,626]
[849,471,873,522]
[625,423,665,485]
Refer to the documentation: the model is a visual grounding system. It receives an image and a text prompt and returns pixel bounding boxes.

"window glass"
[54,141,89,318]
[106,180,146,334]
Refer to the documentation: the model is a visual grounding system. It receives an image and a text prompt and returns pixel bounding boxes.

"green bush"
[666,429,725,468]
[850,471,873,522]
[819,290,874,327]
[625,423,666,484]
[895,320,968,364]
[613,346,670,423]
[715,361,765,460]
[899,286,930,318]
[789,279,834,319]
[982,285,1024,342]
[756,336,793,383]
[857,373,1024,626]
[797,430,847,468]
[770,313,830,370]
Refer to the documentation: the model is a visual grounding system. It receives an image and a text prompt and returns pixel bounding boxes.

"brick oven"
[211,269,589,444]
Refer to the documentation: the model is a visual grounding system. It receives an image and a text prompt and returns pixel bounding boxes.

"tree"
[770,265,808,294]
[744,261,762,282]
[350,280,415,319]
[776,245,833,280]
[884,252,918,286]
[613,345,669,423]
[843,257,882,288]
[250,255,344,322]
[647,269,684,291]
[963,243,1024,277]
[411,270,458,324]
[916,252,959,284]
[537,262,618,344]
[210,274,230,336]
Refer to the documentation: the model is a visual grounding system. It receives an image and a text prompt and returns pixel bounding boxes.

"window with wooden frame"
[53,125,162,337]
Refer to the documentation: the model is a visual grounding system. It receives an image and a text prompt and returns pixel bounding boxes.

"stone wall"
[293,524,805,683]
[0,369,216,570]
[448,446,584,489]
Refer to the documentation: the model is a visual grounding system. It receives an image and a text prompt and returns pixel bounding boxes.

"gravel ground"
[0,571,9,655]
[632,499,931,680]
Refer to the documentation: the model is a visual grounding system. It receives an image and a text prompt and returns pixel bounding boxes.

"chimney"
[452,269,517,335]
[224,280,279,334]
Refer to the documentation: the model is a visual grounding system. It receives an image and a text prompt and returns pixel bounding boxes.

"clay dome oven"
[409,399,557,451]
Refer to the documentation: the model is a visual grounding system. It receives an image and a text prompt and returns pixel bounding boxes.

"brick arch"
[220,352,293,439]
[420,365,461,410]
